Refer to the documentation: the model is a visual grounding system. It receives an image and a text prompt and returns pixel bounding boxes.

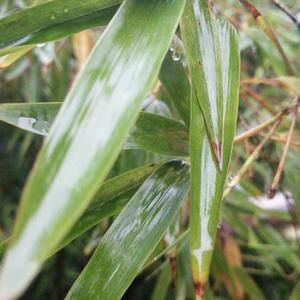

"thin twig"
[269,0,300,29]
[269,135,300,148]
[239,0,294,75]
[234,110,287,144]
[224,119,282,198]
[243,87,278,115]
[269,102,299,197]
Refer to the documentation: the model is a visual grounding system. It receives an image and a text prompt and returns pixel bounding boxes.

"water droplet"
[63,7,69,13]
[171,51,181,62]
[50,12,56,20]
[227,174,235,187]
[37,43,45,48]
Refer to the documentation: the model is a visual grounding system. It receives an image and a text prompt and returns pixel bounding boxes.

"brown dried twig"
[269,101,299,197]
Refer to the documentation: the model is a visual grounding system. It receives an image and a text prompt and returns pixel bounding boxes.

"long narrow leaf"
[159,50,191,126]
[124,112,189,156]
[0,0,185,298]
[181,0,240,297]
[66,160,190,300]
[0,0,121,56]
[181,0,239,167]
[0,162,160,260]
[0,103,189,156]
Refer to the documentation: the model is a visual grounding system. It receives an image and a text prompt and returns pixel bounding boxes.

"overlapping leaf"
[181,0,240,296]
[0,0,121,56]
[66,160,190,300]
[0,103,189,156]
[0,162,159,259]
[159,50,191,126]
[0,0,185,298]
[181,0,239,167]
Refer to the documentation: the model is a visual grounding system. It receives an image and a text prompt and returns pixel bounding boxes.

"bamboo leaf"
[0,0,121,56]
[0,102,60,135]
[290,281,300,300]
[151,264,172,300]
[159,49,191,126]
[124,112,189,156]
[234,267,266,300]
[0,46,32,68]
[0,103,189,156]
[0,162,160,260]
[181,0,239,167]
[181,0,240,297]
[61,162,160,250]
[0,1,185,298]
[66,160,190,300]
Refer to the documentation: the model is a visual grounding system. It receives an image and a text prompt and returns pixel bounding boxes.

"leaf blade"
[0,0,121,55]
[66,160,190,300]
[181,0,240,296]
[0,0,185,298]
[0,103,189,156]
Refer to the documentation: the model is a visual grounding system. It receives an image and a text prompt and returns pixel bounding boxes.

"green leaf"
[0,0,185,298]
[159,49,191,126]
[0,46,33,68]
[0,162,160,259]
[234,267,266,300]
[150,264,172,300]
[124,112,189,156]
[0,0,121,56]
[181,0,239,167]
[0,103,189,156]
[60,162,160,250]
[290,281,300,300]
[0,102,60,135]
[66,160,190,300]
[181,0,240,294]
